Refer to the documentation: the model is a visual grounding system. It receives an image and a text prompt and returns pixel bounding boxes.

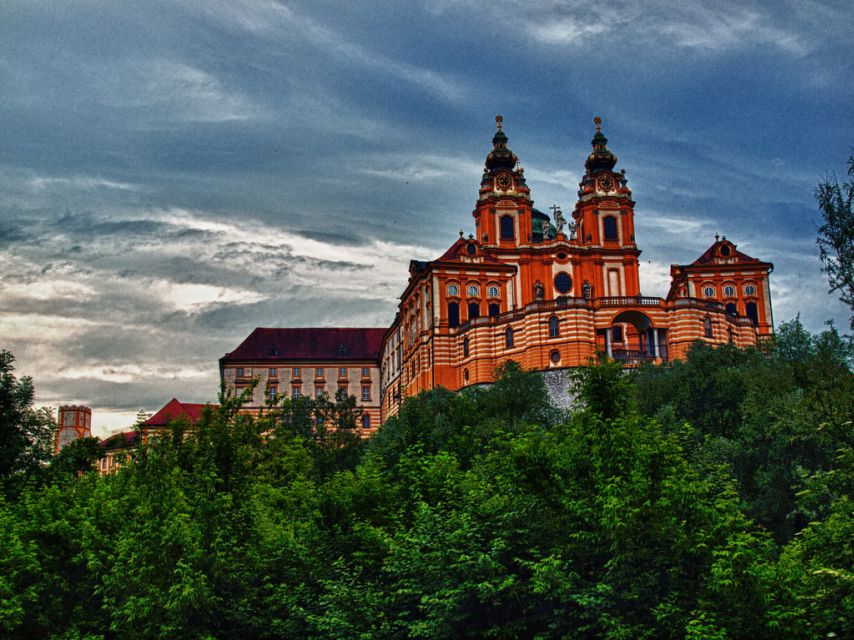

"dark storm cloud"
[1,0,852,433]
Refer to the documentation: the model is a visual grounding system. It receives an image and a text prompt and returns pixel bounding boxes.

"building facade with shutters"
[219,328,385,433]
[223,117,774,427]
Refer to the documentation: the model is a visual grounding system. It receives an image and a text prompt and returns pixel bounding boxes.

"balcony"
[611,348,664,365]
[598,296,661,307]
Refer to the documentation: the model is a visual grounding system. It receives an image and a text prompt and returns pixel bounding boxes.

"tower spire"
[585,115,617,174]
[496,113,503,131]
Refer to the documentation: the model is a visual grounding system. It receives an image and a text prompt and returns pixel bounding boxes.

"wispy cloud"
[433,0,810,56]
[26,175,140,192]
[0,208,436,434]
[94,60,265,123]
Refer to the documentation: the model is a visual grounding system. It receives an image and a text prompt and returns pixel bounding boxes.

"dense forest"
[1,318,852,639]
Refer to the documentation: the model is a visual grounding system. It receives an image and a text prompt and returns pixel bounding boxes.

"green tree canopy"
[0,350,56,496]
[816,154,854,329]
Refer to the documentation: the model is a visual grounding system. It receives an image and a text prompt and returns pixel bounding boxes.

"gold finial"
[594,116,602,132]
[496,114,503,131]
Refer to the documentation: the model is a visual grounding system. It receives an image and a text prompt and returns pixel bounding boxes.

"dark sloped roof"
[99,430,139,450]
[437,237,502,263]
[689,239,767,266]
[142,398,213,427]
[221,327,386,363]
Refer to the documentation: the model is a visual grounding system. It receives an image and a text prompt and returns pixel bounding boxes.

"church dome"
[485,115,518,172]
[585,116,617,174]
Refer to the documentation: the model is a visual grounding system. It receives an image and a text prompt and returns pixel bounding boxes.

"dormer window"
[466,243,477,256]
[720,245,731,257]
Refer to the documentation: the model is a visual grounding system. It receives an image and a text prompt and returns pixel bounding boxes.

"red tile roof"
[142,398,214,427]
[98,399,215,451]
[221,327,386,363]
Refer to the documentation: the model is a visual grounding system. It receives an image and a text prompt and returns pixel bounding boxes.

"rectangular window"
[315,367,324,379]
[608,269,620,297]
[361,367,370,378]
[236,367,244,377]
[269,367,277,378]
[316,386,325,400]
[339,367,347,378]
[292,386,301,399]
[268,387,277,401]
[361,385,371,402]
[292,367,301,379]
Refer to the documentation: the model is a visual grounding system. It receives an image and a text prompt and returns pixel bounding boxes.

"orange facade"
[220,117,773,427]
[55,405,92,453]
[379,117,773,420]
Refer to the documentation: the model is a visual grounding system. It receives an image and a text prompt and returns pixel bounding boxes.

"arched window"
[603,216,618,241]
[500,215,514,240]
[549,315,559,338]
[448,302,459,327]
[488,302,500,317]
[468,302,480,319]
[463,336,469,357]
[505,326,514,348]
[746,301,758,326]
[726,302,737,316]
[704,316,712,338]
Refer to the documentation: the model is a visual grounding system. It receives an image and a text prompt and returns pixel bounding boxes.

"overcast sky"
[2,0,852,436]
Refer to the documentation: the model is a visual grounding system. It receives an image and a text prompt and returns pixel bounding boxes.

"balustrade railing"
[611,348,659,364]
[598,296,661,307]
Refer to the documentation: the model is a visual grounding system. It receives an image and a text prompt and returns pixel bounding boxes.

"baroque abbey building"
[220,117,773,430]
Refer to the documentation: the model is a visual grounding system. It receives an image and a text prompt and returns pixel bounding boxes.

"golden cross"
[594,116,602,132]
[496,114,503,131]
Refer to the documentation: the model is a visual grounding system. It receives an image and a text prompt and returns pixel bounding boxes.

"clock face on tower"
[496,173,512,190]
[598,175,614,192]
